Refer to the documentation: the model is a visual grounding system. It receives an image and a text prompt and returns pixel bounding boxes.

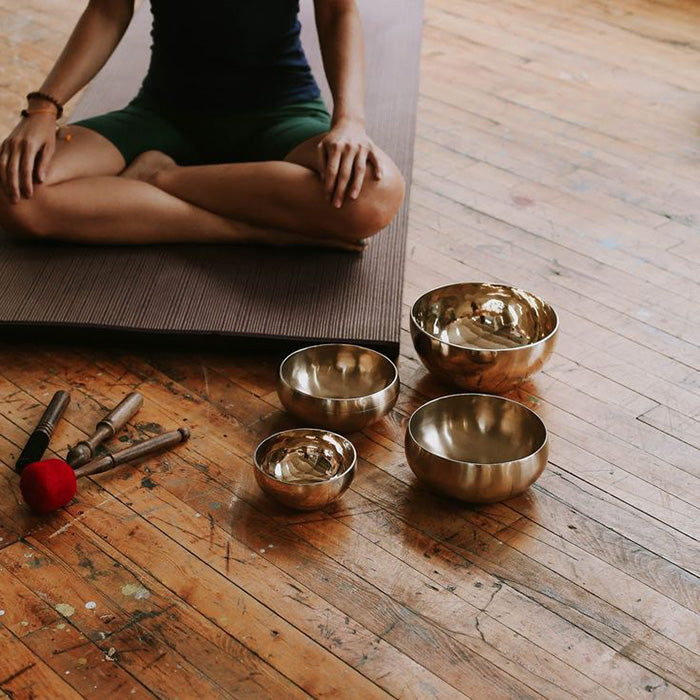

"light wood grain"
[1,0,699,697]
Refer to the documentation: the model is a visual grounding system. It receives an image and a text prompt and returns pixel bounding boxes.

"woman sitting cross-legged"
[0,0,405,251]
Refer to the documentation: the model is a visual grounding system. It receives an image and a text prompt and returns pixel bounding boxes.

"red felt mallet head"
[20,458,77,514]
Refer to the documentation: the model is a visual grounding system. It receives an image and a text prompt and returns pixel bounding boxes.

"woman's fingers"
[316,139,327,180]
[333,145,357,208]
[323,143,342,201]
[349,147,368,200]
[36,140,54,183]
[7,144,22,203]
[20,142,38,197]
[0,142,8,196]
[368,148,383,180]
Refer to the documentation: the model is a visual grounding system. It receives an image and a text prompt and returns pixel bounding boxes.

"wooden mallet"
[20,428,190,514]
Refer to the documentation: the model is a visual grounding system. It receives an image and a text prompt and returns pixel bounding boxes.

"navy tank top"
[141,0,321,109]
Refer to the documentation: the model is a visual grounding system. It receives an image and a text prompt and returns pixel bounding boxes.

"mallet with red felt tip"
[20,428,190,514]
[66,392,143,468]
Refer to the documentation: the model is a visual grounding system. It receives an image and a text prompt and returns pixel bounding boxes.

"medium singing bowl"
[410,283,558,393]
[405,394,548,503]
[254,429,356,510]
[278,344,399,432]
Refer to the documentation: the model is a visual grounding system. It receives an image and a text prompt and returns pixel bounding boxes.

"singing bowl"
[405,394,548,503]
[278,344,399,432]
[410,283,558,393]
[254,429,356,510]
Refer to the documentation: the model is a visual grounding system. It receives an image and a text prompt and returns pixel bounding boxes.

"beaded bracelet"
[20,108,58,119]
[26,91,64,119]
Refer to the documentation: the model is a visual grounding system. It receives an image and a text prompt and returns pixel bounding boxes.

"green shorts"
[71,90,332,166]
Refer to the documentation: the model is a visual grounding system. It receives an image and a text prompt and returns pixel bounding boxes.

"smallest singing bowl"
[278,344,399,432]
[405,394,548,504]
[254,428,356,510]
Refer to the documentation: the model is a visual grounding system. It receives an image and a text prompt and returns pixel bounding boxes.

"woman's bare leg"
[0,130,403,247]
[134,134,405,243]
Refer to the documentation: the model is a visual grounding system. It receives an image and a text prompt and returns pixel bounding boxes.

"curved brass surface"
[278,344,399,432]
[254,428,356,510]
[405,394,548,503]
[411,283,558,393]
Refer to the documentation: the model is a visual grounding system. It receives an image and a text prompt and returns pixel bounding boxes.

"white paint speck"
[259,548,266,554]
[194,513,201,518]
[85,601,97,610]
[0,610,5,616]
[55,603,76,617]
[268,544,274,548]
[121,583,150,600]
[65,670,70,675]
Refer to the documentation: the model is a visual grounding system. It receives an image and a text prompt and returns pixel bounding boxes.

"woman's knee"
[0,188,52,239]
[335,162,405,241]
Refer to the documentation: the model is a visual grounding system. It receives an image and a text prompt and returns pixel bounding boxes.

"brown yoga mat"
[0,1,422,357]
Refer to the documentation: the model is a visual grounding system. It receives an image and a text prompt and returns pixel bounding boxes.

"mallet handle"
[67,392,143,467]
[16,390,71,473]
[74,428,190,478]
[97,392,143,436]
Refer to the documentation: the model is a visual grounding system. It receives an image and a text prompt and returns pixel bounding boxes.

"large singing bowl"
[410,283,558,393]
[405,394,548,503]
[278,344,399,432]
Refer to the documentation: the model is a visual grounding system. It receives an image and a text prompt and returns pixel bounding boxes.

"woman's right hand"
[0,113,57,203]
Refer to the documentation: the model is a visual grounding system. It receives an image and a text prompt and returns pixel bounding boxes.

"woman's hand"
[0,113,57,203]
[318,118,383,208]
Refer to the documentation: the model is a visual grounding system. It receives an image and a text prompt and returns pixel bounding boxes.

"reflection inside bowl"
[286,346,394,399]
[410,395,546,464]
[256,431,352,484]
[418,285,556,350]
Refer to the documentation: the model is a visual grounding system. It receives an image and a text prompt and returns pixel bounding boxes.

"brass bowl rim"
[407,392,548,467]
[278,343,399,403]
[253,427,357,485]
[410,282,559,353]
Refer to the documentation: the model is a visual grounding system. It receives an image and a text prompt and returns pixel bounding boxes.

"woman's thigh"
[43,125,126,186]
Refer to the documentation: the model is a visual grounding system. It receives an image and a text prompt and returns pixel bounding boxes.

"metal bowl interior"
[253,429,357,510]
[255,429,355,484]
[279,344,397,401]
[411,283,557,353]
[408,394,547,466]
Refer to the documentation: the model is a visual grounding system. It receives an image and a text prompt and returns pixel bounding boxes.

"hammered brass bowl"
[405,394,548,503]
[410,283,558,393]
[254,429,356,510]
[278,344,399,432]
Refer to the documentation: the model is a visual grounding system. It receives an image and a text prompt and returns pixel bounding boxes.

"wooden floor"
[1,0,699,698]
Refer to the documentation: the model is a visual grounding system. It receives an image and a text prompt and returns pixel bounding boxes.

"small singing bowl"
[405,394,548,504]
[411,283,558,393]
[254,428,356,510]
[278,344,399,432]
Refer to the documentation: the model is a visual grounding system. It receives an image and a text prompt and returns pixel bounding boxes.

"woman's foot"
[121,150,177,184]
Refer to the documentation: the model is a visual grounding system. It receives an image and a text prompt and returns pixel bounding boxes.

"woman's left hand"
[318,119,383,208]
